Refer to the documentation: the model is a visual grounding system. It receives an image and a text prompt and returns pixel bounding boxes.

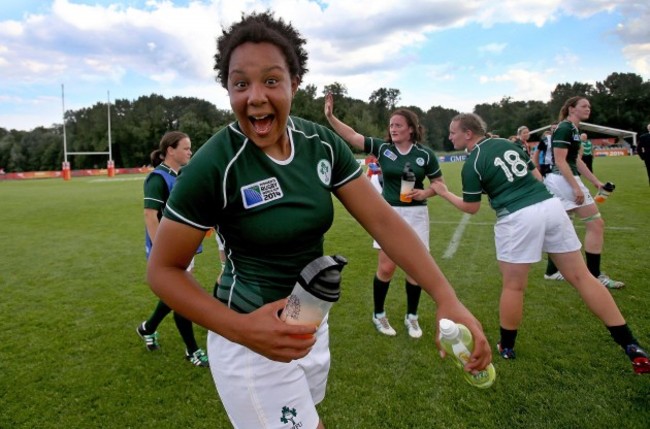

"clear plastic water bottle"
[439,318,496,389]
[594,181,615,203]
[281,255,347,336]
[400,162,416,203]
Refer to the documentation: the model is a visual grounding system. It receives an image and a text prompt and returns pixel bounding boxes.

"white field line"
[442,213,471,259]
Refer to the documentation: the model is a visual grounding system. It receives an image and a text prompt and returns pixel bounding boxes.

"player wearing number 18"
[430,113,650,374]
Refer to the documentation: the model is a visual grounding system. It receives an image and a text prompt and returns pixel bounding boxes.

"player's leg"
[493,203,546,359]
[573,203,623,288]
[372,249,397,336]
[552,251,649,373]
[172,312,209,367]
[497,262,531,359]
[136,299,171,350]
[401,206,429,338]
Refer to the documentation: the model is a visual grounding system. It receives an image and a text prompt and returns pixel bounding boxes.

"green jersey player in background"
[325,94,444,339]
[431,112,648,374]
[543,96,624,289]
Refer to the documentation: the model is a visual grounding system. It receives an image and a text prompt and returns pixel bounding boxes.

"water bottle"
[594,182,615,203]
[281,255,347,336]
[399,162,416,203]
[439,318,496,389]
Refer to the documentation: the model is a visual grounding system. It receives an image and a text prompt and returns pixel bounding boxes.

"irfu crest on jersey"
[317,159,332,185]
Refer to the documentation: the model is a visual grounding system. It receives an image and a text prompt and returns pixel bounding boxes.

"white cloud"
[0,20,24,36]
[478,43,507,55]
[479,68,555,102]
[622,43,650,77]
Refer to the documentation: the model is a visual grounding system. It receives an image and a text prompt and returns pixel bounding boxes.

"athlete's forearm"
[440,190,479,214]
[144,209,159,240]
[325,113,364,150]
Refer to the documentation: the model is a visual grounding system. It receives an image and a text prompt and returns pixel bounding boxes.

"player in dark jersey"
[532,125,556,177]
[543,96,624,288]
[137,131,209,367]
[580,133,594,172]
[639,123,650,185]
[325,94,444,339]
[145,12,491,429]
[430,112,648,374]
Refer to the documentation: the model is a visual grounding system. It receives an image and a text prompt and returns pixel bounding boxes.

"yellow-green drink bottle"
[439,318,496,388]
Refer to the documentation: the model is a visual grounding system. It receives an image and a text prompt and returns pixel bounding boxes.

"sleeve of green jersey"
[364,136,382,158]
[143,173,167,210]
[461,159,482,203]
[552,122,572,149]
[327,127,363,189]
[424,147,443,179]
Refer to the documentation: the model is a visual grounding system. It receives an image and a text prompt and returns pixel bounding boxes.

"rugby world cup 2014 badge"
[241,177,284,209]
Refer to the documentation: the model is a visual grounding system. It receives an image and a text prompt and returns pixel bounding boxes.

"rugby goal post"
[61,85,115,180]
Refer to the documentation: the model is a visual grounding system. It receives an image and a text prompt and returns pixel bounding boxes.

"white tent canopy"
[529,122,637,147]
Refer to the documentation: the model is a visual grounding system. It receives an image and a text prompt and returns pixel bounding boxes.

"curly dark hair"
[213,11,309,89]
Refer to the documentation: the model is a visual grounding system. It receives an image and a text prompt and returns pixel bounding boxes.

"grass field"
[1,156,649,428]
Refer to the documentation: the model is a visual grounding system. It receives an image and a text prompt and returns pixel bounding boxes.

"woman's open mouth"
[250,114,274,136]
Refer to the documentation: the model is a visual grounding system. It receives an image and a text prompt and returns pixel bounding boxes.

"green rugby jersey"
[551,120,581,175]
[143,163,176,216]
[462,137,552,218]
[164,116,362,313]
[364,137,442,206]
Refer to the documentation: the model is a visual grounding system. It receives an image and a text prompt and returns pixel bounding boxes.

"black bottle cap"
[298,255,347,302]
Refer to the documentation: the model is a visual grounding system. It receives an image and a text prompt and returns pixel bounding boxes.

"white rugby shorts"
[544,173,595,211]
[207,317,330,429]
[373,205,430,250]
[494,198,581,263]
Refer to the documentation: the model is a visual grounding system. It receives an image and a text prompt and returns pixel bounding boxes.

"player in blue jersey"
[146,12,491,429]
[137,131,209,367]
[431,113,649,374]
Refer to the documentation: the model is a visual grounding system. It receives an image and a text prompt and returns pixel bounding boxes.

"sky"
[1,0,649,131]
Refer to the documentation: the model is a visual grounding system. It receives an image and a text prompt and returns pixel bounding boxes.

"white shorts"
[373,205,430,250]
[369,174,382,193]
[208,317,330,429]
[543,173,595,211]
[494,198,581,263]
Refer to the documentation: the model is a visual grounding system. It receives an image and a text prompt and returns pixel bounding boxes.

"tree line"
[1,72,649,173]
